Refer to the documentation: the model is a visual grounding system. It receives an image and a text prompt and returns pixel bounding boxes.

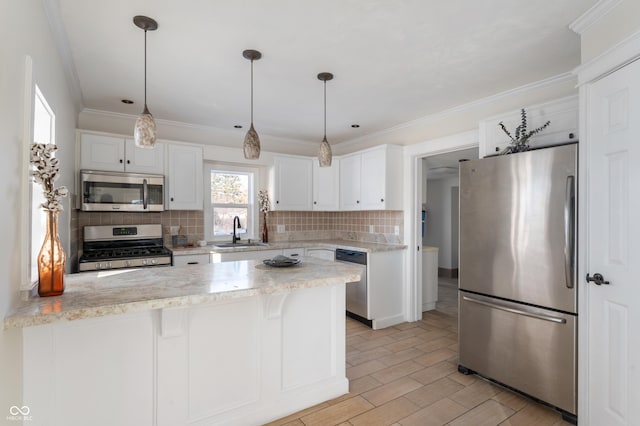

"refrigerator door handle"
[462,295,567,324]
[564,175,575,289]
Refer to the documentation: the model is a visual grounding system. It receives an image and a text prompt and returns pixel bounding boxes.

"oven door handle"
[143,178,148,210]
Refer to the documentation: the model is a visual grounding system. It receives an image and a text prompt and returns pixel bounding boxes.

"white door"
[585,58,640,425]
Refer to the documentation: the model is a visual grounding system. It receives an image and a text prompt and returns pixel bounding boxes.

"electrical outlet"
[277,225,285,233]
[394,225,400,235]
[369,224,375,233]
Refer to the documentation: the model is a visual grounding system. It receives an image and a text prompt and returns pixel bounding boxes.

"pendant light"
[133,16,158,149]
[243,49,262,159]
[317,72,333,167]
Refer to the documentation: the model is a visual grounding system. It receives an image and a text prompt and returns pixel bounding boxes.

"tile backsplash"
[77,210,204,248]
[264,210,404,244]
[76,209,403,257]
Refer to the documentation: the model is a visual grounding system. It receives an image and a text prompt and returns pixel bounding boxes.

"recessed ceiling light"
[121,99,134,104]
[234,125,243,129]
[351,124,360,128]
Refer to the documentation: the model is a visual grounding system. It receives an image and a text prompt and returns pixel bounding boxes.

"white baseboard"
[422,302,436,312]
[372,313,405,330]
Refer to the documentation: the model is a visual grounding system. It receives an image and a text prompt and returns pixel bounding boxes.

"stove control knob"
[95,263,101,270]
[142,259,148,265]
[151,259,158,265]
[125,260,131,267]
[107,262,112,269]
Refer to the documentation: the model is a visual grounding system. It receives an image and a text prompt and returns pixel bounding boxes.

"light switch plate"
[394,225,400,235]
[369,225,375,233]
[277,225,285,233]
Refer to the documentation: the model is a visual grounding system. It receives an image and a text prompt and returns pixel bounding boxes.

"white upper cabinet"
[339,154,361,210]
[166,144,203,210]
[339,145,402,211]
[312,159,339,211]
[80,133,164,174]
[272,155,313,211]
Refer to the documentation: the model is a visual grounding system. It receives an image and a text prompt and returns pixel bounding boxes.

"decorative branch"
[30,143,68,212]
[498,109,550,154]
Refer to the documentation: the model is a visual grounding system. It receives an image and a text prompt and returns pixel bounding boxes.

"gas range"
[78,224,172,272]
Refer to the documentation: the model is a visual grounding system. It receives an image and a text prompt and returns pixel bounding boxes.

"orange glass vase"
[37,211,66,297]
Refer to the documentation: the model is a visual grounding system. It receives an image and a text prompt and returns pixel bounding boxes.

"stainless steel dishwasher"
[335,249,369,325]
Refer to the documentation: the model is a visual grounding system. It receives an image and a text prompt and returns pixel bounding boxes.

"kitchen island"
[6,258,361,426]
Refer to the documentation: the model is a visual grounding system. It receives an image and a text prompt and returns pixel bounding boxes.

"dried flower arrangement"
[258,190,271,214]
[30,143,68,211]
[498,109,550,154]
[257,190,271,243]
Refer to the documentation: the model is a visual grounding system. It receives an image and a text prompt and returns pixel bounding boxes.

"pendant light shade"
[133,16,158,149]
[243,49,262,160]
[317,72,334,167]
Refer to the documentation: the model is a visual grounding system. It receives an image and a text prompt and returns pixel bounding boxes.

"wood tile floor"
[267,278,573,426]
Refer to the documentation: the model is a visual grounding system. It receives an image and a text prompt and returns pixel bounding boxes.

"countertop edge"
[4,270,360,330]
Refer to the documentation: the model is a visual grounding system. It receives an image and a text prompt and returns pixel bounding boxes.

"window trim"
[203,163,259,242]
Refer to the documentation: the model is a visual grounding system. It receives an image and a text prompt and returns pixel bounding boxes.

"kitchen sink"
[213,242,269,248]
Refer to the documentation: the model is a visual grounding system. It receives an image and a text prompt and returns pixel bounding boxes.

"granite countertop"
[171,239,408,256]
[4,258,362,330]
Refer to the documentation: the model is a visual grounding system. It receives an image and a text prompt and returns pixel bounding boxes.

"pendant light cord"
[250,59,254,124]
[144,29,148,108]
[323,80,327,139]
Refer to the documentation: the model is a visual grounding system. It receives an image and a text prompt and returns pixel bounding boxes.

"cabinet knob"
[314,201,317,205]
[170,197,174,202]
[276,200,279,204]
[380,198,384,202]
[356,200,360,204]
[127,160,130,164]
[119,159,123,163]
[495,147,500,152]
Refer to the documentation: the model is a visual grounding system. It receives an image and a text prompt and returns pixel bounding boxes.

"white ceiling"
[54,0,595,148]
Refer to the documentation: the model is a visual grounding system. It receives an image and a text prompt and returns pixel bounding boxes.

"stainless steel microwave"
[80,170,165,212]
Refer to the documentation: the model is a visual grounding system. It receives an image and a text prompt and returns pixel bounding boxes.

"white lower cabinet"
[368,250,405,329]
[305,247,335,261]
[172,253,210,266]
[22,285,347,425]
[211,249,282,263]
[282,247,304,258]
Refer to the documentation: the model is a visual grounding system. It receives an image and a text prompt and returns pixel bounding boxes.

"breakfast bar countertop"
[4,257,362,330]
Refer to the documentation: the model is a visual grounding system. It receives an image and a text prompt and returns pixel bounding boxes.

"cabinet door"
[124,139,165,174]
[167,144,203,210]
[216,249,282,262]
[273,156,312,211]
[80,133,125,172]
[339,154,361,210]
[172,254,210,266]
[282,248,304,258]
[360,149,386,209]
[312,159,339,211]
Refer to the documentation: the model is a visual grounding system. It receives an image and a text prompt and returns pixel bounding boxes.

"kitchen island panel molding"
[18,260,353,426]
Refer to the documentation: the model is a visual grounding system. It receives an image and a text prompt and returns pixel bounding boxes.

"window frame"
[203,163,259,243]
[29,84,56,285]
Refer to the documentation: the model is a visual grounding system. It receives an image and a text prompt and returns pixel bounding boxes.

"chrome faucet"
[232,216,242,244]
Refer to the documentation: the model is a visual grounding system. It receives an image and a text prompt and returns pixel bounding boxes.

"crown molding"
[80,108,316,148]
[334,72,576,150]
[42,0,84,112]
[573,29,640,85]
[570,0,623,35]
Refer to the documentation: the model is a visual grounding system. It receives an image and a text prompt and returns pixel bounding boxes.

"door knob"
[586,273,610,285]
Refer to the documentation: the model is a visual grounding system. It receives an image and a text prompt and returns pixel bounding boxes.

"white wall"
[424,177,459,270]
[0,0,78,414]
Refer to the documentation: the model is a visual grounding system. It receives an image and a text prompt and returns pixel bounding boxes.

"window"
[30,85,55,283]
[204,164,258,242]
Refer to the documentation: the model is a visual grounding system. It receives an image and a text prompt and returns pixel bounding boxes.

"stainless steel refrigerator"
[458,143,577,422]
